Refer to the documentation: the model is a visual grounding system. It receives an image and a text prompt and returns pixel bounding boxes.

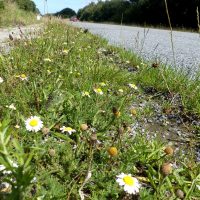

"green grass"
[0,20,199,199]
[0,1,39,27]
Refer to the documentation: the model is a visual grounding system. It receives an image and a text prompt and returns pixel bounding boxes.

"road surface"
[71,22,200,76]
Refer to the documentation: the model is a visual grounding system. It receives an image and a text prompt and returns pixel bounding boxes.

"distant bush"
[15,0,37,12]
[0,1,5,10]
[55,8,76,18]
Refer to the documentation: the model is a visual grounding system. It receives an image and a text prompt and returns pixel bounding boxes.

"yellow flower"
[108,147,118,157]
[128,83,138,90]
[16,74,28,81]
[82,91,91,97]
[44,58,52,62]
[118,89,124,93]
[94,88,103,95]
[62,49,69,54]
[99,82,106,87]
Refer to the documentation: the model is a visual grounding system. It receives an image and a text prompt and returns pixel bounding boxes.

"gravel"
[71,22,200,76]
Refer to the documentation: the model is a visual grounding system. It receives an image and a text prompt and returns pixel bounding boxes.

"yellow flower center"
[21,74,26,78]
[97,88,102,93]
[29,119,38,127]
[65,127,72,132]
[123,176,135,186]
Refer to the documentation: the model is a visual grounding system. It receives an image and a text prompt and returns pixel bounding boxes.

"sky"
[32,0,99,15]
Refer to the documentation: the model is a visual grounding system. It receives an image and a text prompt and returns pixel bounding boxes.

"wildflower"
[14,124,20,129]
[62,49,69,54]
[94,88,103,95]
[0,165,6,171]
[60,126,76,135]
[116,173,140,194]
[0,182,11,193]
[47,70,51,74]
[113,107,121,118]
[6,104,16,110]
[118,89,124,93]
[36,15,41,20]
[99,82,106,87]
[82,91,91,97]
[44,58,52,62]
[130,108,137,116]
[25,116,43,132]
[128,83,138,90]
[0,77,4,83]
[108,147,118,157]
[196,185,200,190]
[17,74,28,81]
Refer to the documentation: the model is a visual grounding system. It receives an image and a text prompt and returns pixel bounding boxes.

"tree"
[55,8,76,18]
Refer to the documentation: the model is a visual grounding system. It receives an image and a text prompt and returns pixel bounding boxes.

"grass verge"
[0,1,39,27]
[0,20,199,199]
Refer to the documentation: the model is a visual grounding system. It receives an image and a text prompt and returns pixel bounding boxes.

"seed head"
[49,149,56,157]
[161,163,172,176]
[80,124,88,131]
[176,189,184,199]
[108,147,118,157]
[42,127,50,135]
[130,108,137,116]
[164,146,174,156]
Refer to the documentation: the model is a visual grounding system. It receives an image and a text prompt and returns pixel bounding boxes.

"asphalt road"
[71,22,200,76]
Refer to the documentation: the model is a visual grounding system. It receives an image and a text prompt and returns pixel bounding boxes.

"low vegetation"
[0,0,38,27]
[0,20,199,199]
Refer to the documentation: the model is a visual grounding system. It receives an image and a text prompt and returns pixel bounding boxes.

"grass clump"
[0,1,38,27]
[0,20,199,199]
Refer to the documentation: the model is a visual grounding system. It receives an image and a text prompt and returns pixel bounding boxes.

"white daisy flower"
[197,185,200,190]
[14,124,20,129]
[116,173,141,194]
[6,103,16,110]
[94,88,103,95]
[82,91,91,97]
[25,116,43,132]
[36,15,41,20]
[128,83,138,90]
[60,126,76,135]
[44,58,52,62]
[19,74,28,81]
[118,89,124,93]
[0,164,6,171]
[62,49,69,54]
[0,77,4,83]
[99,82,106,87]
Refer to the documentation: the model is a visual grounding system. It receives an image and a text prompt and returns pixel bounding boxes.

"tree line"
[0,0,37,12]
[77,0,200,29]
